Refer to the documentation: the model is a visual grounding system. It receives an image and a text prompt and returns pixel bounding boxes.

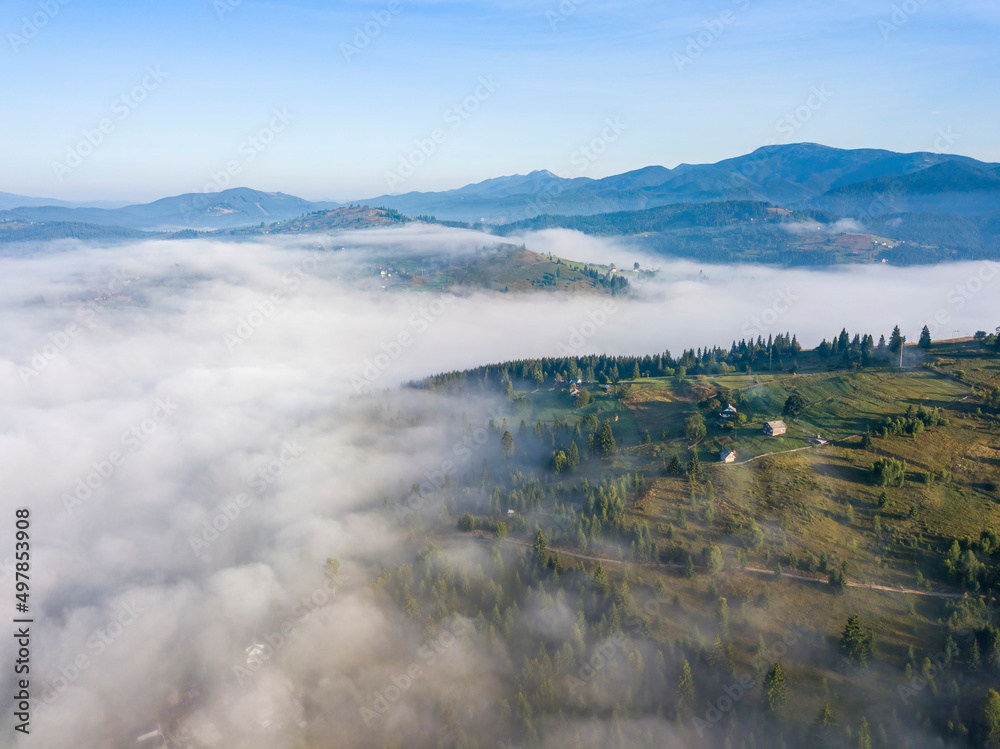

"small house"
[721,404,738,418]
[764,420,787,437]
[245,642,269,670]
[720,449,737,463]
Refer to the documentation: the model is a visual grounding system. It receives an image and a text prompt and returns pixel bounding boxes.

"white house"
[720,449,737,463]
[721,404,738,418]
[764,420,787,437]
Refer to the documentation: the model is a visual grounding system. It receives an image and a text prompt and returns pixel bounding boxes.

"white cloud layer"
[0,226,996,746]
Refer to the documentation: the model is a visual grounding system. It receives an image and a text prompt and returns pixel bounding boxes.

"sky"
[2,0,999,202]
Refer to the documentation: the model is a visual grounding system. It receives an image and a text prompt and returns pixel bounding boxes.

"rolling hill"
[0,187,337,231]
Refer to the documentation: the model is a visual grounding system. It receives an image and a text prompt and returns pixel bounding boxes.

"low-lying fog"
[0,224,995,747]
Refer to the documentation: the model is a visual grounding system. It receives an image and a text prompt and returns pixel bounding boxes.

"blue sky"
[2,0,998,202]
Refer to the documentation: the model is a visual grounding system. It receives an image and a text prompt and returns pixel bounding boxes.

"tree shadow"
[812,461,872,486]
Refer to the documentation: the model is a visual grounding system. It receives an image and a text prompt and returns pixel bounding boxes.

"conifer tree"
[840,615,875,665]
[983,689,1000,748]
[918,325,932,349]
[764,661,787,717]
[678,659,695,714]
[857,717,872,749]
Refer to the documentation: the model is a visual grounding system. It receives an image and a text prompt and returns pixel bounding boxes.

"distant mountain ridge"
[0,187,337,230]
[2,143,998,233]
[0,192,133,211]
[359,143,999,222]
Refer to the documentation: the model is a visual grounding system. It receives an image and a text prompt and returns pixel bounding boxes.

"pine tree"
[977,690,1000,749]
[764,661,787,717]
[988,629,1000,671]
[567,441,580,470]
[816,703,837,729]
[678,659,695,714]
[707,543,725,576]
[403,593,420,618]
[687,448,702,480]
[857,717,872,749]
[840,615,875,665]
[593,562,610,596]
[533,527,548,567]
[970,637,982,672]
[323,557,340,582]
[889,325,906,367]
[918,324,932,349]
[616,579,634,614]
[861,429,873,450]
[596,420,616,455]
[501,430,515,458]
[667,455,683,474]
[717,597,730,640]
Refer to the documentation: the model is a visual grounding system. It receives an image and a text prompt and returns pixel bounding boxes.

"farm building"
[764,420,787,437]
[720,449,737,463]
[721,404,738,418]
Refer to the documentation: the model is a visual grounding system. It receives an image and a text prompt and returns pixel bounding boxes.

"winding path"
[484,536,963,600]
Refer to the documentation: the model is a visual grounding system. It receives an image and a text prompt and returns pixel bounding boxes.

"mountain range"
[2,143,999,265]
[361,143,1000,223]
[0,188,337,231]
